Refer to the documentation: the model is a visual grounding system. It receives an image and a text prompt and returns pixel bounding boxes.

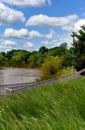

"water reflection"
[0,68,40,85]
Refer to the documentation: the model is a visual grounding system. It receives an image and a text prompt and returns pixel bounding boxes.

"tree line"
[0,42,73,68]
[0,25,85,77]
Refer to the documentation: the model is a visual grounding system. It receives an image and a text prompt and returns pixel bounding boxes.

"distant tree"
[62,49,75,68]
[28,52,44,68]
[6,49,17,60]
[39,46,48,54]
[11,50,29,67]
[28,52,39,68]
[59,42,67,51]
[47,47,59,57]
[57,43,67,55]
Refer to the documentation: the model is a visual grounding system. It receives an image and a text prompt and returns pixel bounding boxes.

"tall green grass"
[0,77,85,130]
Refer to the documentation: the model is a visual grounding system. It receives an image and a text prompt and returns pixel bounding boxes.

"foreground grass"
[0,77,85,130]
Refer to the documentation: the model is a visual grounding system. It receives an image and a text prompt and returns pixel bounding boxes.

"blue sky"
[0,0,85,52]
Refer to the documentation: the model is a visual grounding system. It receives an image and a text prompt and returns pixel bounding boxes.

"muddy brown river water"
[0,68,40,85]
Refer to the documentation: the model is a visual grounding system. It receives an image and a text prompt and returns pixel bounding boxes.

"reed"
[0,77,85,130]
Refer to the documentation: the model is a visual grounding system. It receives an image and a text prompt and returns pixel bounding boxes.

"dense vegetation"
[0,42,74,77]
[0,42,71,68]
[0,77,85,129]
[0,26,85,76]
[72,25,85,71]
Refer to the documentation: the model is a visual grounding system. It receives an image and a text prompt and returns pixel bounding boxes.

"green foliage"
[75,54,85,71]
[47,47,59,57]
[58,42,67,54]
[6,49,17,60]
[28,52,44,68]
[0,53,5,67]
[72,25,85,71]
[11,50,29,67]
[0,77,85,129]
[39,46,48,54]
[62,49,75,68]
[47,43,67,57]
[41,56,62,78]
[0,42,75,69]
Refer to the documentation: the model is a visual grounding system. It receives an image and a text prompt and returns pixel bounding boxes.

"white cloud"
[41,33,72,48]
[23,42,35,51]
[41,39,58,47]
[43,29,73,47]
[4,28,43,39]
[2,40,17,46]
[45,29,57,39]
[26,14,85,32]
[4,28,29,38]
[0,39,17,46]
[74,19,85,31]
[24,42,34,48]
[62,19,85,32]
[29,30,43,38]
[0,39,17,51]
[0,2,25,25]
[26,14,78,29]
[0,0,51,7]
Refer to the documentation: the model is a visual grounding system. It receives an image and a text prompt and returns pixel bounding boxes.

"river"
[0,68,40,85]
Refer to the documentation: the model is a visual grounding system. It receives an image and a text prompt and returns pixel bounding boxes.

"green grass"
[0,77,85,130]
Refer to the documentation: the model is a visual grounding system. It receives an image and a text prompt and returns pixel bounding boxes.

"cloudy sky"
[0,0,85,52]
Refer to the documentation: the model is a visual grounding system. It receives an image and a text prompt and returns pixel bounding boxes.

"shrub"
[41,56,62,78]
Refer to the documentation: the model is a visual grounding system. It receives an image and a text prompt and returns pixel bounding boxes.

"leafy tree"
[39,46,48,54]
[6,50,18,60]
[59,42,67,52]
[28,52,39,68]
[72,25,85,71]
[28,52,44,68]
[57,43,67,56]
[62,49,75,68]
[0,42,73,69]
[11,50,29,67]
[47,47,59,56]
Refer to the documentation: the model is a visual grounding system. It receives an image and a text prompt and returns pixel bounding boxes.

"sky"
[0,0,85,52]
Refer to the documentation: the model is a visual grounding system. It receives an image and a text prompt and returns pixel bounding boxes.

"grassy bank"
[0,77,85,130]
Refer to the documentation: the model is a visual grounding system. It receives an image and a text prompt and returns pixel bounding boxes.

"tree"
[57,43,67,56]
[11,50,29,67]
[39,46,48,54]
[28,52,44,68]
[62,49,75,68]
[6,49,17,60]
[47,47,59,56]
[72,25,85,71]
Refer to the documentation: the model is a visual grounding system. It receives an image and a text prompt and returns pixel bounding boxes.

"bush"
[41,56,62,78]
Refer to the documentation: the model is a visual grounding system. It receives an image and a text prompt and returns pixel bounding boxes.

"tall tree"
[72,25,85,71]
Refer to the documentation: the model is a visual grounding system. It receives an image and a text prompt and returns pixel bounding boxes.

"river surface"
[0,68,40,85]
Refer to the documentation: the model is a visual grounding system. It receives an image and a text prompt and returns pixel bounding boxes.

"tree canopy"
[72,25,85,71]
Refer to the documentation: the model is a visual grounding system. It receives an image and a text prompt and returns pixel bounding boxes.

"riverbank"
[0,77,85,129]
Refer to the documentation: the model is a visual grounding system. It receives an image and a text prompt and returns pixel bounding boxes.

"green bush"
[41,56,62,78]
